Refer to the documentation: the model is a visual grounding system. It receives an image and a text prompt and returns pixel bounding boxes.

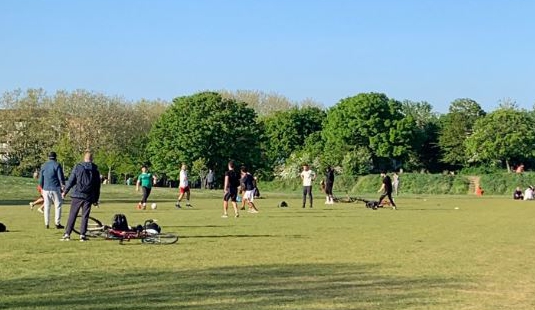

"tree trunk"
[506,159,511,173]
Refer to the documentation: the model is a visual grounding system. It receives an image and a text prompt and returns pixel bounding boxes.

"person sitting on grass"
[513,187,524,200]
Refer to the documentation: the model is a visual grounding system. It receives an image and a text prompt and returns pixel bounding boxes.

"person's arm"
[377,182,385,193]
[136,176,140,191]
[57,164,66,188]
[93,167,101,204]
[39,167,44,188]
[62,166,77,198]
[224,175,229,193]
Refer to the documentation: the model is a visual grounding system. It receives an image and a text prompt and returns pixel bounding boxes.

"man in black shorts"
[222,160,240,218]
[377,171,397,210]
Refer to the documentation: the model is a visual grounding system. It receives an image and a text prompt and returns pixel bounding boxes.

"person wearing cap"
[39,151,66,229]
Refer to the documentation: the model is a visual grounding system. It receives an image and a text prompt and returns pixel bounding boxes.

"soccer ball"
[151,203,157,210]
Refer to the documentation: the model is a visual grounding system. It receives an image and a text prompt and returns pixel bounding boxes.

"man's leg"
[79,200,92,238]
[64,198,82,237]
[42,190,52,228]
[308,186,313,208]
[52,189,63,227]
[302,187,307,208]
[387,192,397,208]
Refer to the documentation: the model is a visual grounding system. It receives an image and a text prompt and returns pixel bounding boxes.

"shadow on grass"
[1,263,468,309]
[0,200,33,206]
[181,234,305,239]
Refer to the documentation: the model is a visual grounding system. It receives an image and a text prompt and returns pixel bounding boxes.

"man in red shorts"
[175,164,192,208]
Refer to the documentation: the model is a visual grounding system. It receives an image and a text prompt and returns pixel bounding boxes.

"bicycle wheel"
[72,216,106,238]
[141,233,178,245]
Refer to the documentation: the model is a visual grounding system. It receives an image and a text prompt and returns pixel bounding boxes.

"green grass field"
[2,176,535,309]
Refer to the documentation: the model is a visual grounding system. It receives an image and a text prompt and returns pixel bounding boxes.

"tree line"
[1,88,533,184]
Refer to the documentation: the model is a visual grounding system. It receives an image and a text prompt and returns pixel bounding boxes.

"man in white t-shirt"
[175,164,192,208]
[300,164,316,208]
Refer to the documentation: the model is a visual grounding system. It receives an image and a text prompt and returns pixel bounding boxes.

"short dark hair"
[141,165,148,169]
[48,151,57,159]
[240,166,248,173]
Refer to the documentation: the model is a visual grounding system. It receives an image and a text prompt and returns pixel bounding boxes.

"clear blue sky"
[1,0,534,113]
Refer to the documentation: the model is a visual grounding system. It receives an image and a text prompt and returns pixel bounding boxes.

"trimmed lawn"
[1,177,535,309]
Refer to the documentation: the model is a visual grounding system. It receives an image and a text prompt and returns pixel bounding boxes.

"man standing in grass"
[39,151,66,229]
[175,164,192,208]
[300,163,316,208]
[222,160,240,218]
[240,166,259,214]
[136,165,157,210]
[60,152,101,242]
[378,171,397,210]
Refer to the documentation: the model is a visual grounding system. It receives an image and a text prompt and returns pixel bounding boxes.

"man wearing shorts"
[222,160,240,218]
[240,166,259,214]
[175,164,191,208]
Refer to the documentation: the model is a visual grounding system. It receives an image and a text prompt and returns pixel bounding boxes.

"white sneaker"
[29,202,34,210]
[37,208,44,214]
[60,235,70,241]
[221,214,228,218]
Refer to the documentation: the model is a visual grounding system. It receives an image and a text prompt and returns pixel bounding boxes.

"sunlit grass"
[1,176,535,309]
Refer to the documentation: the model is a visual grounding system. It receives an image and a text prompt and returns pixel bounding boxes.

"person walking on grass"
[136,165,157,210]
[324,166,335,205]
[39,151,66,229]
[175,164,192,208]
[222,160,240,218]
[240,166,259,214]
[300,163,316,208]
[378,171,397,210]
[60,152,101,242]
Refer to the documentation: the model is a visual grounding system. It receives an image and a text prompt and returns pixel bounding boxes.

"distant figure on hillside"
[524,186,534,200]
[516,164,525,174]
[475,185,484,196]
[513,187,524,200]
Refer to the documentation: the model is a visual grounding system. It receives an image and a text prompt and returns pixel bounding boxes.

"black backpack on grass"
[0,222,6,232]
[111,214,129,231]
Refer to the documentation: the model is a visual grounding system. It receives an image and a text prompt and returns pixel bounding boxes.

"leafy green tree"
[147,92,263,179]
[438,98,486,167]
[322,92,414,172]
[401,100,441,172]
[261,106,325,168]
[465,107,535,171]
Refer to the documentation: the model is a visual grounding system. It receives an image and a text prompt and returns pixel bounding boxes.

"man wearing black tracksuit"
[378,171,397,210]
[60,152,101,241]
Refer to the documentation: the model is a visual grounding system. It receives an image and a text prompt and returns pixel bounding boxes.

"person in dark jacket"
[60,152,101,241]
[377,171,397,210]
[39,151,66,229]
[324,166,335,205]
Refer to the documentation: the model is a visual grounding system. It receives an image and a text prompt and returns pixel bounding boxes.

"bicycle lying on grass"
[72,216,178,244]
